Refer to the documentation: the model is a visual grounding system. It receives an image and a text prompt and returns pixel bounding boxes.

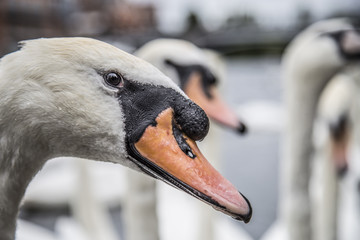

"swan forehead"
[136,38,208,67]
[283,19,356,73]
[306,18,353,34]
[18,37,182,92]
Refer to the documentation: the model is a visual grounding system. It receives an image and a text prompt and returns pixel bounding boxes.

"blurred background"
[1,0,359,55]
[1,1,360,240]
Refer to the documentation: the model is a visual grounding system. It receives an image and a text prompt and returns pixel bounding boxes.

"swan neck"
[281,70,336,239]
[0,147,50,240]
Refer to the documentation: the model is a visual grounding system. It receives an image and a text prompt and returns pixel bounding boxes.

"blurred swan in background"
[261,18,360,240]
[312,73,355,240]
[128,38,251,240]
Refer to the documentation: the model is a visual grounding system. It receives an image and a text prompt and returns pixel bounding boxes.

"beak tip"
[236,122,248,135]
[230,205,252,223]
[226,191,252,223]
[243,209,253,223]
[240,191,252,223]
[242,214,252,224]
[232,211,252,223]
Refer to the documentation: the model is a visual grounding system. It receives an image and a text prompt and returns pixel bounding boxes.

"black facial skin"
[118,79,209,144]
[327,29,360,60]
[116,77,209,168]
[164,59,217,99]
[329,114,348,141]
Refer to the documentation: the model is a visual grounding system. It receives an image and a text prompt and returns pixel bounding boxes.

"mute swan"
[337,140,360,240]
[0,37,252,240]
[311,72,355,240]
[262,18,360,240]
[135,38,247,134]
[124,39,250,240]
[335,65,360,240]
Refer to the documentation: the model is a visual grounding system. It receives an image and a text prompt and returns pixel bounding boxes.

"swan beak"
[184,72,247,134]
[330,131,350,177]
[132,107,252,222]
[331,141,348,177]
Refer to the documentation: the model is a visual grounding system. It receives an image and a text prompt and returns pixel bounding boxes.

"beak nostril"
[187,150,195,159]
[172,120,197,159]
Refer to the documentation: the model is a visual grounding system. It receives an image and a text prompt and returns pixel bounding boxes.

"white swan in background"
[337,139,360,240]
[126,38,251,240]
[261,18,360,240]
[311,73,355,240]
[335,65,360,240]
[0,37,252,240]
[135,39,247,133]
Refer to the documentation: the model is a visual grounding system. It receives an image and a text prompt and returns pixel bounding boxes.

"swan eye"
[104,72,124,88]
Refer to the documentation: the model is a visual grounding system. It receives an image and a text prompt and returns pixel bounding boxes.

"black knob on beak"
[173,99,209,141]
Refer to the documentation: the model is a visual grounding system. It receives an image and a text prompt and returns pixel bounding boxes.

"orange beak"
[330,123,350,176]
[130,108,252,222]
[184,72,247,134]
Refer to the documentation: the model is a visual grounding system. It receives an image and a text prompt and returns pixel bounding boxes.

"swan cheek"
[134,107,252,222]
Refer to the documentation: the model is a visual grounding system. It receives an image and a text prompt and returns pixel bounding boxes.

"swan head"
[135,38,247,134]
[283,18,360,84]
[0,38,251,222]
